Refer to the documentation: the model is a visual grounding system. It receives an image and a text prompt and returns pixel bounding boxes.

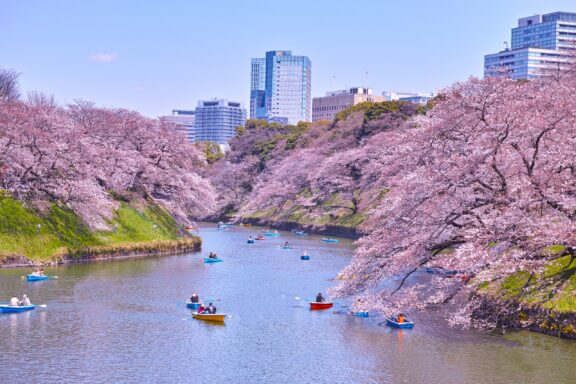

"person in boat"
[208,252,218,259]
[198,304,206,314]
[20,294,31,306]
[284,241,290,247]
[9,296,20,306]
[206,303,217,314]
[190,293,200,303]
[303,251,308,256]
[396,313,405,323]
[316,293,325,303]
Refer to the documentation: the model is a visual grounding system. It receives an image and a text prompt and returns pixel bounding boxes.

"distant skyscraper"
[160,109,196,143]
[194,99,246,144]
[312,87,384,122]
[484,12,576,79]
[250,50,312,124]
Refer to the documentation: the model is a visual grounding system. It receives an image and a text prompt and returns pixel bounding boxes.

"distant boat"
[26,275,49,282]
[321,238,339,243]
[352,311,369,317]
[282,245,293,249]
[294,231,306,236]
[309,302,333,310]
[264,232,280,237]
[385,316,414,329]
[0,304,36,314]
[300,255,310,260]
[193,313,226,323]
[186,301,202,310]
[255,236,265,241]
[204,258,223,263]
[247,239,255,244]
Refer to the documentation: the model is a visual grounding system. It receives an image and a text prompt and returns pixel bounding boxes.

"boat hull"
[353,311,369,317]
[0,305,36,314]
[204,258,223,263]
[310,302,333,310]
[264,233,280,237]
[193,313,226,323]
[300,255,310,260]
[321,238,339,243]
[247,240,255,244]
[186,302,201,310]
[385,317,414,329]
[26,275,49,282]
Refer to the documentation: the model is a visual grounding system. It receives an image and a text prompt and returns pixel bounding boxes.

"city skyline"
[2,0,573,118]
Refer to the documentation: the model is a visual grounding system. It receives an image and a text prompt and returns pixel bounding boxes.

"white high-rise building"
[160,110,195,143]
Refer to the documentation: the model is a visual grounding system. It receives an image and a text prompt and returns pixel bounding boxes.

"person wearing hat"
[316,293,325,303]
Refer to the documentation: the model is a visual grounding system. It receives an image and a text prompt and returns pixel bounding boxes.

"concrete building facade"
[160,109,196,143]
[312,87,383,122]
[194,99,246,144]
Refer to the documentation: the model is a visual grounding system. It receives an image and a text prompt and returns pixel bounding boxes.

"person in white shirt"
[20,294,31,306]
[9,297,20,306]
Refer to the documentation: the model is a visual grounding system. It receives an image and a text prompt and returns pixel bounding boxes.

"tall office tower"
[484,12,576,79]
[160,110,196,143]
[194,99,246,144]
[312,87,384,122]
[250,50,311,124]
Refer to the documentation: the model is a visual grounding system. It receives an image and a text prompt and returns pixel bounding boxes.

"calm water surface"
[1,225,575,383]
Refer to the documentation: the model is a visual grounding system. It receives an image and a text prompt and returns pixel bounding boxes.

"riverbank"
[0,194,201,268]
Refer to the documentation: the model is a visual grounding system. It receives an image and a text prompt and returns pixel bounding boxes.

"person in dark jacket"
[206,303,217,314]
[190,293,199,303]
[316,293,325,303]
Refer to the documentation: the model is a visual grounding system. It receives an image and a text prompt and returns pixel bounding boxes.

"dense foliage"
[0,96,215,230]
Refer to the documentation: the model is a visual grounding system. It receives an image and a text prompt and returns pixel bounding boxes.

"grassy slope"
[0,194,185,262]
[486,247,576,313]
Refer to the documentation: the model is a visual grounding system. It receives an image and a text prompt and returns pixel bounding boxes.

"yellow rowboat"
[192,313,226,323]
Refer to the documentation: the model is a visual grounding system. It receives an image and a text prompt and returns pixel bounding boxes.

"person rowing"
[205,302,217,314]
[316,293,326,303]
[208,252,218,259]
[190,293,200,303]
[9,296,20,306]
[20,294,31,306]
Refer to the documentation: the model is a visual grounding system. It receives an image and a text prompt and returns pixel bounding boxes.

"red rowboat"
[310,302,333,310]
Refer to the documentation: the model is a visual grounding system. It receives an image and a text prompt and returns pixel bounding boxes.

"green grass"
[0,194,185,262]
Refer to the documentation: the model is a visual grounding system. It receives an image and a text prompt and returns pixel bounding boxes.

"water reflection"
[0,224,575,384]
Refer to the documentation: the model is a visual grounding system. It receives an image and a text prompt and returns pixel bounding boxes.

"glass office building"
[194,99,246,144]
[249,50,311,124]
[484,11,576,79]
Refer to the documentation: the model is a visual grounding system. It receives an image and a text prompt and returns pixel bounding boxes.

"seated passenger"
[316,293,325,303]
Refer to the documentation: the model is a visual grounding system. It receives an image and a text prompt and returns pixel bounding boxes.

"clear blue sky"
[2,0,573,118]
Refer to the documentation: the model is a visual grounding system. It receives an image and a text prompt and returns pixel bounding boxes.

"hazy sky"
[2,0,573,117]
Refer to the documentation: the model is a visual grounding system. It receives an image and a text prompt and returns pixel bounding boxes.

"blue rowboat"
[294,231,306,236]
[26,275,49,282]
[204,258,223,263]
[186,301,201,310]
[247,239,255,244]
[425,267,444,274]
[282,246,293,249]
[385,316,414,329]
[321,238,339,243]
[264,232,280,237]
[300,255,310,260]
[0,304,36,314]
[353,311,369,317]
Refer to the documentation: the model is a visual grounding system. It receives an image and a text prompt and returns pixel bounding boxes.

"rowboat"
[385,316,414,329]
[204,258,223,263]
[264,232,280,237]
[255,237,265,240]
[26,275,49,282]
[282,245,293,249]
[353,311,369,317]
[192,313,226,323]
[300,255,310,260]
[247,239,255,244]
[294,231,306,236]
[186,301,202,310]
[310,302,333,310]
[321,238,339,243]
[0,304,36,314]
